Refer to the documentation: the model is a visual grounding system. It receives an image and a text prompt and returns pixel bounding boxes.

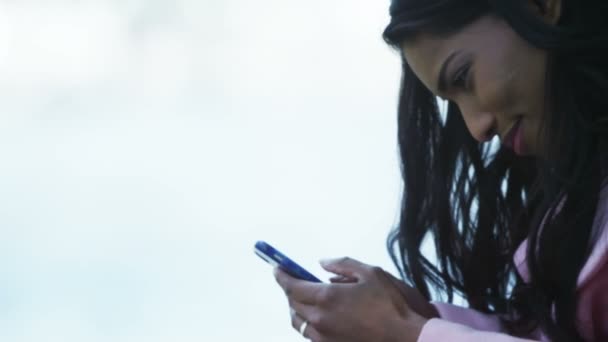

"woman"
[274,0,608,341]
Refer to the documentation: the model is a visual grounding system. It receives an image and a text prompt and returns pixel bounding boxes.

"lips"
[502,118,524,155]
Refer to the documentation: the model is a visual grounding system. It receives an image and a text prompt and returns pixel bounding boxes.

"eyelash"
[452,62,472,90]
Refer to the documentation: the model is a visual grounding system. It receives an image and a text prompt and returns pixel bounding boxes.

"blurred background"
[0,0,407,341]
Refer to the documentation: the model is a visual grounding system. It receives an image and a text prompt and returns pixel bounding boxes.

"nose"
[458,105,497,143]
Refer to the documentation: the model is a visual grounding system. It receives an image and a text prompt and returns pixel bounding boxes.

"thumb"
[319,257,368,279]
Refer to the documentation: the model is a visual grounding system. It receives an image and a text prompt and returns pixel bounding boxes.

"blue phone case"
[254,241,322,283]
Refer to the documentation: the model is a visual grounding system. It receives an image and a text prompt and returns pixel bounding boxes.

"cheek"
[474,67,518,113]
[488,44,547,117]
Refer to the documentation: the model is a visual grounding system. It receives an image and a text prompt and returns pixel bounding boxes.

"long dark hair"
[382,0,608,341]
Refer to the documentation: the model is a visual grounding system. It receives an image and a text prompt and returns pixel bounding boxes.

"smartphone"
[254,241,322,283]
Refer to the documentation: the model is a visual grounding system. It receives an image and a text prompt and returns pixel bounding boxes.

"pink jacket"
[418,185,608,342]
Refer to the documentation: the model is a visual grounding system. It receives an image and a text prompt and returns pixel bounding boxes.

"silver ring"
[299,320,308,336]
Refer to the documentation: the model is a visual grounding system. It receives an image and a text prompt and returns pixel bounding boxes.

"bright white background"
[0,1,407,341]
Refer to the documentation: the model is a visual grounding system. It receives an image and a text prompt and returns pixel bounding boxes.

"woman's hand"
[274,257,429,342]
[329,269,439,320]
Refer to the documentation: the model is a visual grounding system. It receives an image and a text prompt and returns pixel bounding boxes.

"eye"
[451,62,472,90]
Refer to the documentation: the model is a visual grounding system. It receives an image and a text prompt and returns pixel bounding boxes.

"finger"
[319,256,370,279]
[291,307,323,341]
[289,299,318,323]
[274,267,325,304]
[329,275,358,284]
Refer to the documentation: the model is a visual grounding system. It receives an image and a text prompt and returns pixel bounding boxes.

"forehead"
[401,34,451,94]
[400,16,501,95]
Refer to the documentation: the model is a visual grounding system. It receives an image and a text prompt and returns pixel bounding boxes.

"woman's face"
[401,15,548,156]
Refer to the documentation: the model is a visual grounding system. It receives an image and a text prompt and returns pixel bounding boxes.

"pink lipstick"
[503,118,524,155]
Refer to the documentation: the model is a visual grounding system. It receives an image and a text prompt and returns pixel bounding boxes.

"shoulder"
[577,255,608,341]
[577,182,608,287]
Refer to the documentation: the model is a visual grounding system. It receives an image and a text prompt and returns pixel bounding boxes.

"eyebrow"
[437,50,461,95]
